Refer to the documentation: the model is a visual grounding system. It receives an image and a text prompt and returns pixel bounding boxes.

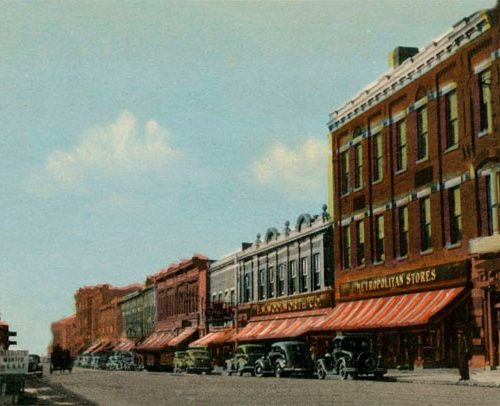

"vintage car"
[315,336,386,380]
[225,344,266,376]
[173,351,187,373]
[254,341,314,378]
[50,346,73,374]
[28,354,43,377]
[184,348,212,374]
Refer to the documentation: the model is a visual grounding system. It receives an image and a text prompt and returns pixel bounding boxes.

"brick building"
[50,314,77,356]
[136,254,209,371]
[326,4,499,368]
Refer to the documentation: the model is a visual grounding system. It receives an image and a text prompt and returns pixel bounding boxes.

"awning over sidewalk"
[83,340,103,353]
[231,308,329,342]
[189,328,235,347]
[169,327,197,347]
[314,287,465,331]
[91,339,114,353]
[113,338,136,352]
[135,327,198,351]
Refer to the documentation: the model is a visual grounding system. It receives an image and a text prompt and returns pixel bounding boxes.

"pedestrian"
[458,332,470,381]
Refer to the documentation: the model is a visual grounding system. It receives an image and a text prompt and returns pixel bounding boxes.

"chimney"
[388,46,419,68]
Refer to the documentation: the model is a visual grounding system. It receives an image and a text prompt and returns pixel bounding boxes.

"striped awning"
[84,339,104,353]
[113,338,136,352]
[231,308,329,342]
[189,329,235,347]
[314,287,465,331]
[135,331,175,351]
[92,339,114,353]
[169,327,197,347]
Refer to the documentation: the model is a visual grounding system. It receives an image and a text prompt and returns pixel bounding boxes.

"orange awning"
[83,340,103,353]
[91,339,113,353]
[113,338,136,352]
[189,329,235,347]
[169,327,197,347]
[135,331,175,351]
[231,308,329,342]
[314,287,465,331]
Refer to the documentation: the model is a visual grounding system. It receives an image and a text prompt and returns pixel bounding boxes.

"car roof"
[272,341,305,346]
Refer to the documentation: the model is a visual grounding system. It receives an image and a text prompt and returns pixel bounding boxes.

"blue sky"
[0,0,494,354]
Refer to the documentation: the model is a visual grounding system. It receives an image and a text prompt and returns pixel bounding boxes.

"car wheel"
[316,364,326,380]
[226,369,232,376]
[274,364,284,378]
[338,361,348,380]
[238,369,244,377]
[374,372,384,380]
[254,364,264,378]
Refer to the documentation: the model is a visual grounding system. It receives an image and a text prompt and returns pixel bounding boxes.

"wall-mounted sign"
[0,350,29,375]
[250,290,334,317]
[339,261,467,300]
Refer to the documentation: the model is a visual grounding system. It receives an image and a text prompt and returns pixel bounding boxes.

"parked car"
[79,354,92,368]
[254,341,314,378]
[28,354,43,377]
[173,351,187,373]
[184,348,212,374]
[225,344,266,376]
[315,336,386,380]
[50,346,73,374]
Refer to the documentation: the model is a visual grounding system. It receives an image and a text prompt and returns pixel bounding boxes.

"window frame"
[445,90,458,150]
[395,119,408,172]
[416,106,428,162]
[420,197,432,252]
[374,215,385,263]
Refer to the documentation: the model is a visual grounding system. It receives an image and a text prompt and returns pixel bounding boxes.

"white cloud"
[26,111,179,196]
[251,138,328,194]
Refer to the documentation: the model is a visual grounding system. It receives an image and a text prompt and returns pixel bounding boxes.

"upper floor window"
[374,215,385,263]
[420,197,432,252]
[445,91,458,149]
[372,132,383,182]
[243,273,251,303]
[354,144,363,190]
[356,220,365,267]
[230,289,235,305]
[479,70,492,134]
[278,264,285,297]
[312,253,320,291]
[342,225,351,269]
[300,257,308,293]
[289,260,297,294]
[268,266,275,298]
[449,186,462,245]
[395,120,407,172]
[258,269,266,300]
[417,107,428,161]
[398,206,409,258]
[340,150,350,195]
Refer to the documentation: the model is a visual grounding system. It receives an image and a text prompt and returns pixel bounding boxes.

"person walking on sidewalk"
[458,332,471,381]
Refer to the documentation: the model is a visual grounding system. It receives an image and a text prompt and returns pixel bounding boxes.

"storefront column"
[486,288,495,368]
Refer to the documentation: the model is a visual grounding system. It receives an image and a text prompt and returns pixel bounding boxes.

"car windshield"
[341,337,371,351]
[286,344,308,355]
[189,351,209,357]
[245,347,265,355]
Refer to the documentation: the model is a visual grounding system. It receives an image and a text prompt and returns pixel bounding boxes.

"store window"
[300,257,308,293]
[445,91,458,149]
[354,144,363,190]
[340,150,350,195]
[356,220,365,267]
[375,215,384,262]
[268,266,275,298]
[372,132,383,182]
[289,260,297,294]
[417,107,428,161]
[399,206,409,258]
[396,120,407,172]
[420,197,432,251]
[479,70,492,134]
[312,253,320,290]
[342,224,351,269]
[278,264,285,296]
[449,186,462,245]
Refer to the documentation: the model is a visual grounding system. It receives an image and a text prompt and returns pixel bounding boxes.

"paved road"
[39,368,500,406]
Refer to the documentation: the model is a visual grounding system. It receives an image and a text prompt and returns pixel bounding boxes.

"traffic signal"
[7,330,17,349]
[0,324,17,349]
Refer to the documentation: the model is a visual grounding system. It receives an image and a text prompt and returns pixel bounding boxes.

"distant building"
[50,314,77,356]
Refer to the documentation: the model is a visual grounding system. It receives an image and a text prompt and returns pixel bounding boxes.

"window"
[278,264,285,296]
[243,274,251,303]
[375,215,384,262]
[420,197,432,251]
[340,150,350,195]
[372,132,383,182]
[354,144,363,189]
[356,220,365,267]
[230,289,235,305]
[312,253,320,290]
[479,70,492,134]
[342,225,351,269]
[445,91,458,149]
[289,261,297,294]
[258,269,266,300]
[398,206,409,258]
[212,294,216,304]
[417,107,428,161]
[449,187,462,244]
[300,257,308,293]
[396,120,407,172]
[268,266,275,298]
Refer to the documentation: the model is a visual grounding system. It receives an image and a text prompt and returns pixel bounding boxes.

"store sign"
[339,262,467,299]
[250,290,334,316]
[0,350,29,375]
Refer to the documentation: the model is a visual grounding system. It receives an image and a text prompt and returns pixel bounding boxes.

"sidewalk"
[386,368,500,387]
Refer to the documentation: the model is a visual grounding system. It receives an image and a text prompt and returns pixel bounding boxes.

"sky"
[0,0,495,354]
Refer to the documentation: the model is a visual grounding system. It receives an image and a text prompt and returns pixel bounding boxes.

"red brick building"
[136,254,209,371]
[327,4,499,368]
[74,283,141,353]
[50,314,77,356]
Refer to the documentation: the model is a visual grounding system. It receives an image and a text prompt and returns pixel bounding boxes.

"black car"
[315,336,386,380]
[28,354,43,377]
[254,341,314,378]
